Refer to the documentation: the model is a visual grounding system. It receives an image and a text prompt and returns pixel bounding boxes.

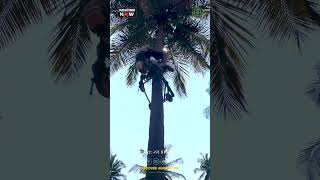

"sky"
[110,67,210,180]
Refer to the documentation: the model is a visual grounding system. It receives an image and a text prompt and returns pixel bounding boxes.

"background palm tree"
[0,0,108,90]
[129,145,186,180]
[194,153,211,180]
[211,0,320,119]
[110,154,127,180]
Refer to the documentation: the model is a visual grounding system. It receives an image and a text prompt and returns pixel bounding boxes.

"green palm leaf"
[211,0,254,120]
[162,170,186,180]
[128,164,146,174]
[48,0,92,82]
[247,0,320,49]
[111,0,209,99]
[110,154,127,180]
[167,45,189,97]
[194,153,211,180]
[165,158,184,167]
[0,0,43,49]
[130,145,185,180]
[110,27,152,76]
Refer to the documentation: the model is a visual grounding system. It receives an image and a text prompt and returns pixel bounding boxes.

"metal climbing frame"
[138,66,175,110]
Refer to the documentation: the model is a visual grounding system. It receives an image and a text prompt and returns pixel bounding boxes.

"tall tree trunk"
[145,23,166,180]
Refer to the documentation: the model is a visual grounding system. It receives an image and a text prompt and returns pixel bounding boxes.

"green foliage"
[194,153,211,180]
[129,145,186,180]
[110,154,127,180]
[0,0,95,82]
[110,0,210,98]
[2,0,320,120]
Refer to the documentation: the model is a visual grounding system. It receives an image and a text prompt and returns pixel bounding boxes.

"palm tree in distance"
[194,153,211,180]
[129,144,186,180]
[110,154,127,180]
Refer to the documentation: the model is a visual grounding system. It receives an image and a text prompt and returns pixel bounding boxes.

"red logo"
[118,9,136,18]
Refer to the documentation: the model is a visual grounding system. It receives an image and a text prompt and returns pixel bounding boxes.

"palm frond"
[110,154,127,180]
[248,0,319,50]
[298,137,320,180]
[167,18,210,74]
[306,62,320,106]
[198,171,206,180]
[110,23,152,75]
[193,168,202,174]
[165,158,184,167]
[167,45,189,97]
[162,170,186,180]
[128,164,146,174]
[194,153,211,180]
[111,0,209,98]
[0,0,43,49]
[125,60,139,87]
[304,0,320,27]
[48,0,92,82]
[211,0,254,120]
[109,154,126,180]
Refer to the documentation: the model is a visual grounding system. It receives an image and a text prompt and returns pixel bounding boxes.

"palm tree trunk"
[145,23,166,180]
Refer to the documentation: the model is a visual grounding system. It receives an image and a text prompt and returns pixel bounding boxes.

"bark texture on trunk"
[145,23,166,180]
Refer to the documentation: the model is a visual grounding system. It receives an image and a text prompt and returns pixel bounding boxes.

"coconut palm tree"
[2,2,320,179]
[111,0,210,179]
[194,153,211,180]
[110,154,127,180]
[129,145,186,180]
[0,1,319,118]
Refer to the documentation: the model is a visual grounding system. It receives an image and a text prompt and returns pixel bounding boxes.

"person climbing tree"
[82,0,110,98]
[135,48,175,109]
[135,48,174,77]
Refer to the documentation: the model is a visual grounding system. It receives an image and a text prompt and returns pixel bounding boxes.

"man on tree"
[82,0,109,98]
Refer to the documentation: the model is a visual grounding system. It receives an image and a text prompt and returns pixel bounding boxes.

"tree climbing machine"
[136,49,175,110]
